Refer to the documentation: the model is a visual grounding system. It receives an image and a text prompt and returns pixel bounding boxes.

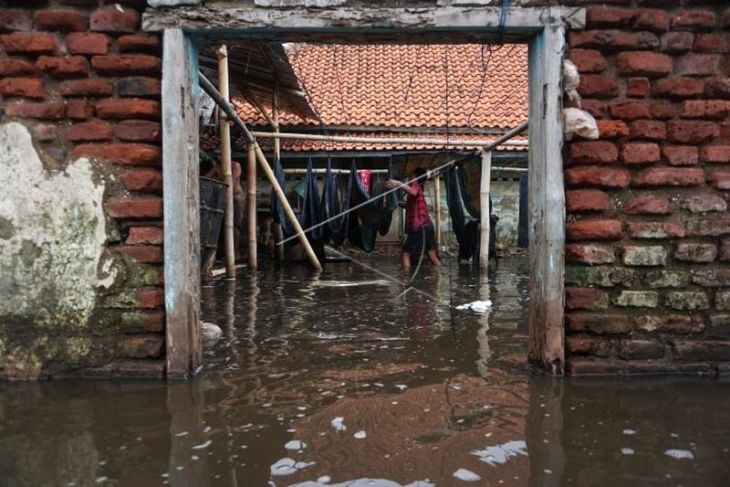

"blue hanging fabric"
[270,154,294,237]
[300,158,322,243]
[320,158,352,246]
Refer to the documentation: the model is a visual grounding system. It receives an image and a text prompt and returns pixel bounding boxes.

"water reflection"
[1,257,729,486]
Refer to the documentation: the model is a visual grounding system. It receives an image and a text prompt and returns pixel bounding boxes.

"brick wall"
[0,1,164,378]
[564,5,730,375]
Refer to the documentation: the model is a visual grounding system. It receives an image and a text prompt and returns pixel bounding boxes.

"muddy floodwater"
[2,256,730,486]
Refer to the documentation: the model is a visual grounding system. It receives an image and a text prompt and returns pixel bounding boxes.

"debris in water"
[622,429,636,436]
[354,430,367,439]
[453,469,481,482]
[620,448,635,455]
[201,321,223,342]
[315,280,390,288]
[285,440,306,450]
[192,440,212,450]
[95,477,109,484]
[455,300,492,314]
[472,440,528,466]
[270,457,315,476]
[665,449,694,460]
[331,417,346,431]
[395,384,407,391]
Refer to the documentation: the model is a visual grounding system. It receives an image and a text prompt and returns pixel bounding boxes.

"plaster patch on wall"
[0,122,107,330]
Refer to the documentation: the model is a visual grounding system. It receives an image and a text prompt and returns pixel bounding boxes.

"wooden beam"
[528,25,566,373]
[218,44,237,279]
[479,149,492,269]
[247,143,257,270]
[162,29,201,379]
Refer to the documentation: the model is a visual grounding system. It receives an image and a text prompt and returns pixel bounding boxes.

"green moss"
[566,266,614,287]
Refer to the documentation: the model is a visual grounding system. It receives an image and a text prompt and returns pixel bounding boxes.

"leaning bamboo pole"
[272,86,284,262]
[217,45,236,278]
[479,149,492,269]
[199,72,323,273]
[247,143,257,270]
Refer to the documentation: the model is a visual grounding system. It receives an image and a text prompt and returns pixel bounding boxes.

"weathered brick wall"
[0,0,164,379]
[564,5,730,374]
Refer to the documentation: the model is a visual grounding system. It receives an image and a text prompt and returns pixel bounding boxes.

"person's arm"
[385,179,419,197]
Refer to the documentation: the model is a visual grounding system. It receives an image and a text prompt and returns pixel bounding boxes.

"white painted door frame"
[158,6,582,377]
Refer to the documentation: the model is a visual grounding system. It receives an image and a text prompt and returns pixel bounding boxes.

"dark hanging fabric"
[270,155,294,237]
[348,159,398,252]
[517,172,529,248]
[320,159,352,246]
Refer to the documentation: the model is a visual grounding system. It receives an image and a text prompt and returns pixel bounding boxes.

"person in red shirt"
[386,167,441,272]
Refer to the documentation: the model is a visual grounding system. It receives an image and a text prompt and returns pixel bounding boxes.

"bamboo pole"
[247,143,257,270]
[434,174,441,250]
[272,86,284,262]
[251,130,529,148]
[198,72,322,272]
[217,44,236,278]
[479,149,492,269]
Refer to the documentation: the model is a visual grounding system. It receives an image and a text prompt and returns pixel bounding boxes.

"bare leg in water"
[401,252,411,273]
[427,250,441,267]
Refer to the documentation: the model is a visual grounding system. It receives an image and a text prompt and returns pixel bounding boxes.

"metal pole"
[217,44,236,278]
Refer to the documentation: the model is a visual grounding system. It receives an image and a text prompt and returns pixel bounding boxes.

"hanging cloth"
[320,158,352,246]
[270,156,323,246]
[348,159,398,252]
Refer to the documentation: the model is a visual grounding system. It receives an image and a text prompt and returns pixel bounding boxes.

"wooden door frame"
[156,6,584,378]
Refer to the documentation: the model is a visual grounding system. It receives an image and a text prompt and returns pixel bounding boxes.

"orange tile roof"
[236,43,528,131]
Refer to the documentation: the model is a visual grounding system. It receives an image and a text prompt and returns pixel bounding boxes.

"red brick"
[675,242,717,263]
[586,7,634,27]
[126,226,163,245]
[91,55,160,76]
[0,33,57,54]
[118,33,160,53]
[115,120,161,142]
[596,120,629,139]
[569,48,607,73]
[566,336,611,357]
[695,34,730,53]
[581,99,607,119]
[5,102,65,120]
[116,335,163,358]
[120,169,162,192]
[32,124,59,142]
[36,55,88,78]
[706,78,730,99]
[59,78,113,97]
[675,54,720,76]
[632,167,705,187]
[72,143,161,166]
[660,32,694,53]
[635,314,705,334]
[667,121,720,144]
[568,141,618,165]
[117,77,161,98]
[626,77,649,98]
[134,288,164,309]
[67,121,112,142]
[89,6,140,34]
[619,339,665,360]
[0,57,38,76]
[567,219,623,240]
[621,142,660,165]
[653,77,705,98]
[674,341,730,361]
[682,192,727,213]
[118,245,162,263]
[577,75,619,98]
[626,221,685,239]
[566,189,610,212]
[649,100,676,120]
[710,170,730,190]
[33,10,87,32]
[565,287,609,311]
[0,11,31,32]
[96,98,160,120]
[616,51,672,77]
[121,310,164,333]
[569,30,659,51]
[681,100,730,120]
[700,145,730,164]
[567,313,632,334]
[106,197,163,219]
[565,166,632,189]
[629,120,665,141]
[662,145,699,166]
[671,10,717,31]
[65,32,109,55]
[566,244,616,264]
[66,100,95,120]
[0,77,45,99]
[610,101,650,120]
[623,194,673,215]
[631,9,670,32]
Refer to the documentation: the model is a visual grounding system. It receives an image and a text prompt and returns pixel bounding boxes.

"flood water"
[1,255,730,486]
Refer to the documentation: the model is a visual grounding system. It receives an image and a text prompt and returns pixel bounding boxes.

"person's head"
[412,167,428,180]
